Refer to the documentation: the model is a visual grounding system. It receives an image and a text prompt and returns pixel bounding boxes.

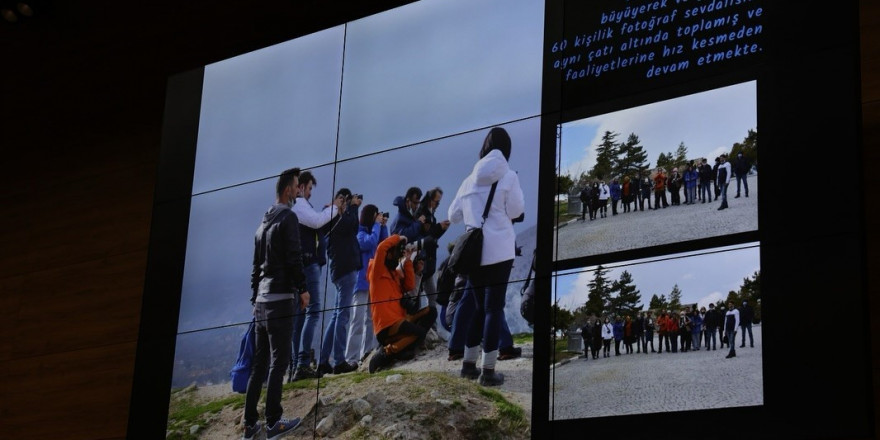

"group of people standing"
[579,300,756,361]
[241,127,526,439]
[577,152,752,220]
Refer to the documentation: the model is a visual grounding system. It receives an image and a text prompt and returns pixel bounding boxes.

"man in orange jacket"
[367,234,437,373]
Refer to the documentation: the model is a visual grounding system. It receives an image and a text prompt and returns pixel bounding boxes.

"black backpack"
[520,250,537,325]
[435,257,455,306]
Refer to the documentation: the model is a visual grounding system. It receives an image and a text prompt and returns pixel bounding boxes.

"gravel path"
[550,325,763,420]
[555,175,759,260]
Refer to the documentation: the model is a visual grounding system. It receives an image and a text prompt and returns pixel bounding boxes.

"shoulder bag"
[447,182,497,276]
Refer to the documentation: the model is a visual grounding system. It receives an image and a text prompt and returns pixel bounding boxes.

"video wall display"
[133,0,870,439]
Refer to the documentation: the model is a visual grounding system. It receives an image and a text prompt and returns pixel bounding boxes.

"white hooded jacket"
[448,149,525,266]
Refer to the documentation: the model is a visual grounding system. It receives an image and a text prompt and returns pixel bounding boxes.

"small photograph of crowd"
[548,243,762,420]
[553,81,758,262]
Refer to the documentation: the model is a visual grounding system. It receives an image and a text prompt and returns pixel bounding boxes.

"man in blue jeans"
[739,300,755,348]
[317,188,362,375]
[245,167,308,440]
[288,171,341,382]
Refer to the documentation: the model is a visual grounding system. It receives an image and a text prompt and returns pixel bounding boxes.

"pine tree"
[649,293,665,311]
[667,284,683,310]
[609,271,642,316]
[674,142,689,169]
[590,131,619,180]
[585,265,612,316]
[615,132,650,178]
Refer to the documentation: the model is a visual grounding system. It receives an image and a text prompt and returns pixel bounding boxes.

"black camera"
[345,193,363,202]
[381,212,390,219]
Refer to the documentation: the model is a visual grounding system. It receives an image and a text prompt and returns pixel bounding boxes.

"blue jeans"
[740,323,754,346]
[700,181,712,201]
[320,270,357,366]
[465,259,513,354]
[345,288,376,365]
[705,328,717,349]
[245,299,294,427]
[736,174,749,196]
[448,283,513,352]
[292,263,323,368]
[720,182,729,206]
[691,331,700,349]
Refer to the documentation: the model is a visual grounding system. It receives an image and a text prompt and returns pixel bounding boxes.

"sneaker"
[242,421,262,440]
[332,362,358,375]
[460,362,480,380]
[478,369,505,386]
[447,349,464,361]
[317,362,333,375]
[291,365,322,381]
[498,346,522,361]
[368,349,388,373]
[266,417,301,440]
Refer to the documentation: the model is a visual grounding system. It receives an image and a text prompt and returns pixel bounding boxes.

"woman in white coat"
[447,127,525,386]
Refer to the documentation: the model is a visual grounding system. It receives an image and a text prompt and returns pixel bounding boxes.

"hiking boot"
[396,347,416,361]
[242,421,262,440]
[317,362,333,375]
[291,365,322,381]
[460,361,480,380]
[368,349,388,373]
[498,346,522,361]
[447,349,464,361]
[478,369,505,386]
[332,362,358,375]
[266,417,301,440]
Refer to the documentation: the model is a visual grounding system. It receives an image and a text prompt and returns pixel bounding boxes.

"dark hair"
[479,126,512,161]
[360,204,379,228]
[405,186,422,201]
[335,187,352,199]
[276,167,301,197]
[418,187,443,213]
[299,170,316,187]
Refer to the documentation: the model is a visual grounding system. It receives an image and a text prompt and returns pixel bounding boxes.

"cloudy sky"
[192,0,544,196]
[559,80,757,180]
[553,242,760,312]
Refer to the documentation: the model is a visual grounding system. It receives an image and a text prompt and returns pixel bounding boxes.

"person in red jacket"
[367,234,437,373]
[656,311,668,353]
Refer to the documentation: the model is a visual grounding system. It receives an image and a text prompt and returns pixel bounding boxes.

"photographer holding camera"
[413,187,450,330]
[344,204,388,369]
[367,234,438,373]
[317,188,363,375]
[390,186,428,242]
[288,171,342,382]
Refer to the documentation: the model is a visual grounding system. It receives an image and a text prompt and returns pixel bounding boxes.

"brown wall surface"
[0,2,876,439]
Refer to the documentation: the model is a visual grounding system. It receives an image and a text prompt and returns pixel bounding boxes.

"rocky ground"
[168,338,534,439]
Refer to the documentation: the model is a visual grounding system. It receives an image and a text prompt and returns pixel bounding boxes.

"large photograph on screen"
[165,0,545,438]
[553,81,758,262]
[549,243,762,420]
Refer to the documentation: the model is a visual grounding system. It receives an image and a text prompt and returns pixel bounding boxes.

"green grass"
[553,336,581,365]
[474,386,530,439]
[511,332,533,345]
[556,201,579,226]
[166,388,245,440]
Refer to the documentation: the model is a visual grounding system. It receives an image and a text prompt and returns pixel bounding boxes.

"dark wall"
[0,1,876,438]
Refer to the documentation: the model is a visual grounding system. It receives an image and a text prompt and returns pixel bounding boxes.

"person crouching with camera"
[367,234,438,373]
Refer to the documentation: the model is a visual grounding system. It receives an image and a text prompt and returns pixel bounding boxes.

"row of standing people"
[578,152,751,221]
[579,300,756,360]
